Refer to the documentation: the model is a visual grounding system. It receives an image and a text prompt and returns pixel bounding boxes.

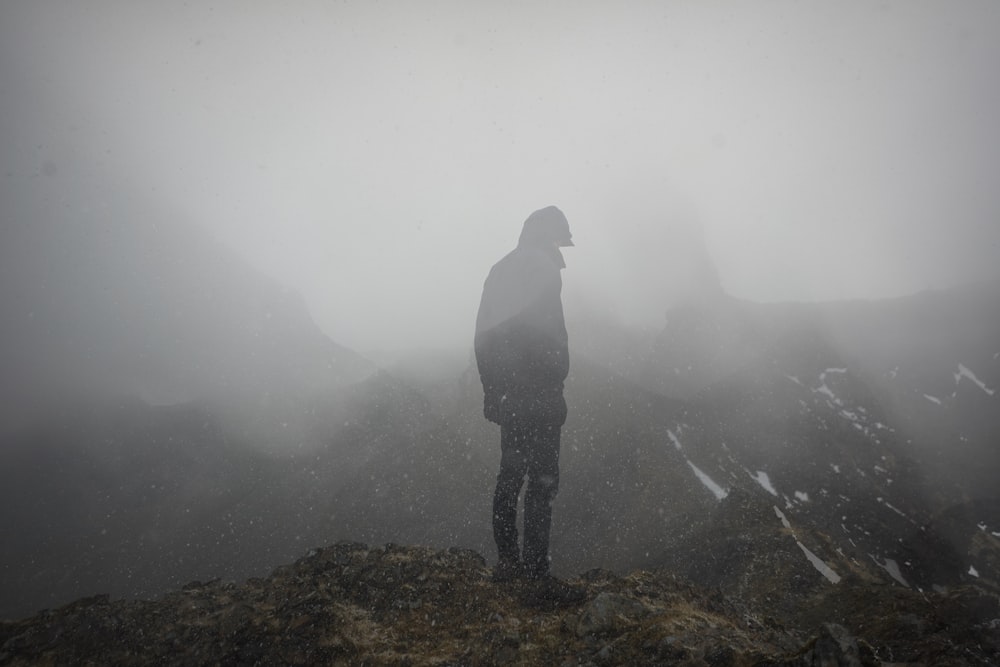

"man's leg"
[493,422,529,571]
[522,423,560,579]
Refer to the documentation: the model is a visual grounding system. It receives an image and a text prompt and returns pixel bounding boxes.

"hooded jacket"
[474,241,568,426]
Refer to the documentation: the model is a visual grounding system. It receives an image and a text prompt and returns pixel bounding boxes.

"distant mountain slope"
[0,174,381,616]
[0,183,372,432]
[0,400,273,618]
[3,265,998,629]
[0,372,464,619]
[563,281,1000,596]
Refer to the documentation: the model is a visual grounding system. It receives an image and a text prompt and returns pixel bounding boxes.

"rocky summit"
[2,542,997,666]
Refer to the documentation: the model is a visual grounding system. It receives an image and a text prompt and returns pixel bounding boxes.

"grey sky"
[3,1,999,353]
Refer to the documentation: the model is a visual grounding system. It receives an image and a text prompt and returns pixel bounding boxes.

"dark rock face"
[2,543,998,666]
[757,623,879,667]
[557,282,1000,599]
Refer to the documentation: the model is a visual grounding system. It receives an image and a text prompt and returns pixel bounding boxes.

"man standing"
[475,206,581,601]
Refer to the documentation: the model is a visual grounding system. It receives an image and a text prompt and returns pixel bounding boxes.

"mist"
[3,1,999,356]
[2,1,1000,627]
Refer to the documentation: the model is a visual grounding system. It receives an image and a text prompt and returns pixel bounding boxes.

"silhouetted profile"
[475,206,583,603]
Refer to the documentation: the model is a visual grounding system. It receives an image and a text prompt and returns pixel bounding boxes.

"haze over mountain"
[1,172,372,437]
[2,4,1000,662]
[4,2,1000,354]
[1,202,998,630]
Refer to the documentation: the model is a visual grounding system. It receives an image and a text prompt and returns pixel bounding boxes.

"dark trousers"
[493,420,561,577]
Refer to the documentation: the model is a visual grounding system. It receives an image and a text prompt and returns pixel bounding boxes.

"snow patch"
[814,369,847,404]
[774,507,841,584]
[797,542,842,584]
[749,470,778,496]
[954,363,995,396]
[877,497,911,521]
[794,491,809,502]
[830,464,841,473]
[687,461,727,501]
[815,384,838,403]
[923,394,942,405]
[968,565,979,578]
[871,556,909,587]
[666,430,683,451]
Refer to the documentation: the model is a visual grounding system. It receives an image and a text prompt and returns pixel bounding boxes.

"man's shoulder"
[488,247,521,273]
[490,246,559,277]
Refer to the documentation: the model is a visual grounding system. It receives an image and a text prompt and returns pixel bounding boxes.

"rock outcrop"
[2,542,997,666]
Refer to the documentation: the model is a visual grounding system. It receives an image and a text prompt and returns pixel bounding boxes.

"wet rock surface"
[1,541,998,666]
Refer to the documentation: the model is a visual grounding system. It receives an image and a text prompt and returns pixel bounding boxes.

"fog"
[3,0,1000,357]
[5,3,1000,624]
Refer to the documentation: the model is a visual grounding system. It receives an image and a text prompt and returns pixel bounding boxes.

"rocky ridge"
[2,542,997,666]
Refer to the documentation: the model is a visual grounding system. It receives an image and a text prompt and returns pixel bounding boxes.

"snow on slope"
[774,506,842,584]
[955,363,995,396]
[667,427,728,501]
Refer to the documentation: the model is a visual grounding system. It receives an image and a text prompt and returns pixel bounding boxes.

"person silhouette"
[474,206,583,603]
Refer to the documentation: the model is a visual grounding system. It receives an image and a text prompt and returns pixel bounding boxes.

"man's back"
[474,243,568,426]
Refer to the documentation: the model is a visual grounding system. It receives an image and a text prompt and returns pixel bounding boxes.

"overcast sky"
[3,1,999,353]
